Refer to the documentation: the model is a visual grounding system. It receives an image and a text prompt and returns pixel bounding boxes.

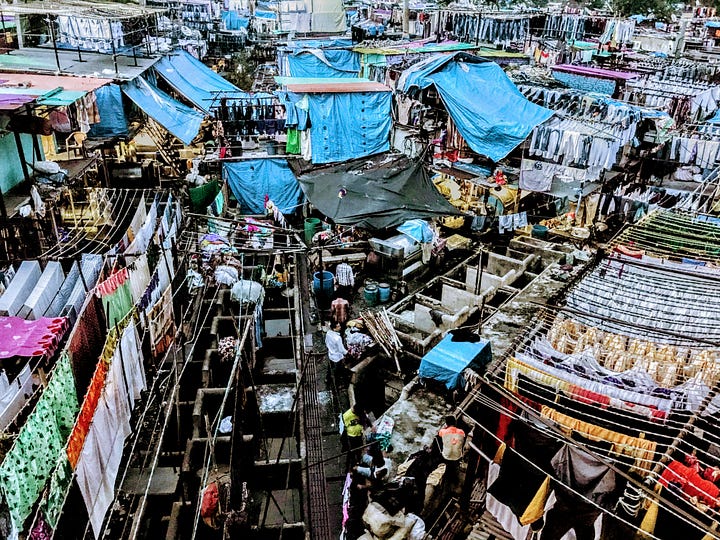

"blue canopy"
[221,10,249,30]
[122,77,204,145]
[397,219,434,242]
[88,84,128,138]
[419,333,492,390]
[287,39,354,49]
[223,159,303,214]
[708,110,720,123]
[287,49,360,78]
[399,53,553,162]
[154,50,240,112]
[308,91,391,163]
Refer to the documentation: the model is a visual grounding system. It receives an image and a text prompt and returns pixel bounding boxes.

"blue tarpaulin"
[397,219,434,242]
[122,77,204,145]
[708,110,720,123]
[221,10,249,30]
[287,39,354,49]
[287,49,360,78]
[154,50,240,112]
[223,159,303,214]
[419,333,492,390]
[88,84,128,138]
[308,91,391,163]
[399,53,553,162]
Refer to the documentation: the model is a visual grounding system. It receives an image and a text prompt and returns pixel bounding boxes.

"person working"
[331,294,350,328]
[335,258,355,300]
[325,322,347,382]
[437,415,466,462]
[343,404,370,467]
[356,442,394,482]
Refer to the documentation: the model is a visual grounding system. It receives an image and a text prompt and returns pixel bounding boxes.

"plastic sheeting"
[19,261,64,320]
[296,155,462,229]
[221,10,249,30]
[397,219,434,243]
[122,77,204,145]
[223,159,303,214]
[399,53,553,162]
[418,333,492,389]
[287,49,360,78]
[0,261,41,317]
[154,50,240,112]
[88,84,128,138]
[307,91,392,163]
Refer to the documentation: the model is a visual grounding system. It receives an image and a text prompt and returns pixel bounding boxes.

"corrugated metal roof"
[0,73,108,105]
[0,73,108,92]
[0,93,35,111]
[551,64,639,80]
[0,0,165,19]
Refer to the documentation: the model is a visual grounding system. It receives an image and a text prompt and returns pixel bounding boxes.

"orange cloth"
[541,405,656,474]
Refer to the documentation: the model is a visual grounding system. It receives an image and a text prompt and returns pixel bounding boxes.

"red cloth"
[0,316,67,359]
[570,385,611,408]
[95,267,129,297]
[660,460,719,506]
[684,472,720,506]
[660,460,695,488]
[66,359,109,468]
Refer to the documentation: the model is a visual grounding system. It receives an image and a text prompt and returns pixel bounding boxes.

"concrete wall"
[441,283,481,312]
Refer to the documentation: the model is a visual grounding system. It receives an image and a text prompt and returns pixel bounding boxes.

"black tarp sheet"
[295,154,462,230]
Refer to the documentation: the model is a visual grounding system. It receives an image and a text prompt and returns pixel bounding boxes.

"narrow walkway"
[302,351,333,538]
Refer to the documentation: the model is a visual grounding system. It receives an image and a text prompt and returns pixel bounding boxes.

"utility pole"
[402,0,409,37]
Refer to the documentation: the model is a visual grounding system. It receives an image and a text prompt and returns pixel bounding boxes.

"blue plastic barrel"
[532,224,548,239]
[313,271,334,307]
[364,284,378,306]
[378,283,391,303]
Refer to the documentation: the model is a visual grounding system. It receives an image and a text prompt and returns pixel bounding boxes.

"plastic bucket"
[304,217,322,245]
[532,224,549,239]
[265,141,278,155]
[364,284,379,306]
[378,282,391,303]
[313,271,334,308]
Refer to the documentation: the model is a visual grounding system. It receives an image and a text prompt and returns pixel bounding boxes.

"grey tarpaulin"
[294,154,462,230]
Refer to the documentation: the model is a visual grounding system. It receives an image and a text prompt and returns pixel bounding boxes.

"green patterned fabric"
[40,455,72,528]
[0,353,79,530]
[102,281,134,328]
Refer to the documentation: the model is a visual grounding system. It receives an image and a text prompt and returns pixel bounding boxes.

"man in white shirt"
[325,322,347,382]
[335,258,355,300]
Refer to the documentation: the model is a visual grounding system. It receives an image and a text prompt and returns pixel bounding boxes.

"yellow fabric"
[505,357,571,395]
[701,522,718,540]
[493,443,506,465]
[541,406,656,474]
[426,463,446,487]
[343,409,364,438]
[637,484,662,538]
[520,476,551,526]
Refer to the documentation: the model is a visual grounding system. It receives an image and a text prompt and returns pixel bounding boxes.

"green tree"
[611,0,673,18]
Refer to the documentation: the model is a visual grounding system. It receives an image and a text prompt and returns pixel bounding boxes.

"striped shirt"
[335,262,354,287]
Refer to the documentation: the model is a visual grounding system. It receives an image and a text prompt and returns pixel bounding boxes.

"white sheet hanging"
[0,261,41,317]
